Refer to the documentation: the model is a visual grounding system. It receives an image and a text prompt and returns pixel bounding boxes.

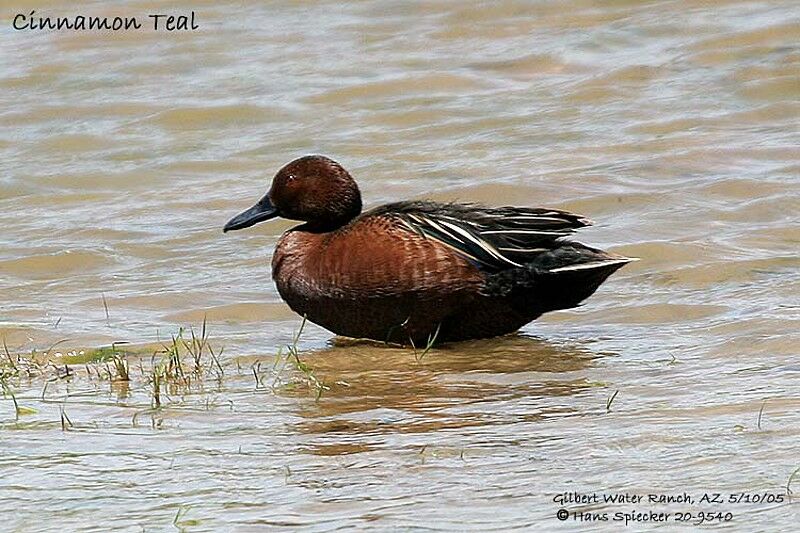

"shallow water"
[1,0,799,530]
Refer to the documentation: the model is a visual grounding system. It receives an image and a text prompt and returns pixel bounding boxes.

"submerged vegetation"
[251,316,330,400]
[1,308,455,431]
[0,315,338,428]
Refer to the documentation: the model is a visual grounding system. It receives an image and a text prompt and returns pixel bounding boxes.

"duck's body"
[225,156,633,345]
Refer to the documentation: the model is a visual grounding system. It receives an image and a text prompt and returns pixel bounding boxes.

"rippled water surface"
[1,0,799,530]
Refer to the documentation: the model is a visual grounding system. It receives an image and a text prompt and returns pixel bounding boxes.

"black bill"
[223,195,278,232]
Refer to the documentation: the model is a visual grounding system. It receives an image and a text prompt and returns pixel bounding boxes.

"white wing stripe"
[420,216,466,244]
[480,229,567,236]
[437,220,522,267]
[548,259,633,273]
[437,214,481,227]
[500,216,575,222]
[498,247,548,253]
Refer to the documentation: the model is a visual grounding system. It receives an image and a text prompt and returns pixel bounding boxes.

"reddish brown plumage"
[272,214,485,343]
[224,155,634,345]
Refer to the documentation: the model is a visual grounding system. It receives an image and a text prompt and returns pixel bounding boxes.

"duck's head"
[223,155,362,233]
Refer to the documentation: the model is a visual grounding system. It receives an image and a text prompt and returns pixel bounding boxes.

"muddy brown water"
[1,0,799,531]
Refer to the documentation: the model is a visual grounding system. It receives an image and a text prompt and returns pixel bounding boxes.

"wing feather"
[368,201,592,271]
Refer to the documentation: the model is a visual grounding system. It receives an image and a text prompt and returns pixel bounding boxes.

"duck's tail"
[485,242,636,315]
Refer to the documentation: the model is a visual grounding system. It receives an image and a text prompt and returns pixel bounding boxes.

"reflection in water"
[287,335,603,448]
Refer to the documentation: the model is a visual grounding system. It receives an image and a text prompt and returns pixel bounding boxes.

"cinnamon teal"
[224,155,634,345]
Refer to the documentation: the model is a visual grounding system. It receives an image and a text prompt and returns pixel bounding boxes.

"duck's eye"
[286,173,297,182]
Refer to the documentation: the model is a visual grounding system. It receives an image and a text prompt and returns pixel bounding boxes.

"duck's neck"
[298,203,362,233]
[296,215,357,234]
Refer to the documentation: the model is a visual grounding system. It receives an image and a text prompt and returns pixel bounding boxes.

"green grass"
[757,399,767,430]
[61,346,116,365]
[60,405,73,431]
[411,323,441,362]
[0,376,37,420]
[249,316,331,401]
[151,362,164,409]
[286,317,329,400]
[606,390,619,412]
[173,505,201,530]
[3,337,16,371]
[1,314,408,425]
[1,319,232,426]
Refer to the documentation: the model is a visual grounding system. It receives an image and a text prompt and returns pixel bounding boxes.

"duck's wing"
[371,201,592,271]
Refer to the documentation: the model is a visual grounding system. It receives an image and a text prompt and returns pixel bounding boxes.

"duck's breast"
[273,216,483,300]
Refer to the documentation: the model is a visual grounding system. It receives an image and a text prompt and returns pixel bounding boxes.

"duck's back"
[272,201,632,344]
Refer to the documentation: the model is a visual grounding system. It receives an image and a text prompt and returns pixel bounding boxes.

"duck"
[224,155,634,345]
